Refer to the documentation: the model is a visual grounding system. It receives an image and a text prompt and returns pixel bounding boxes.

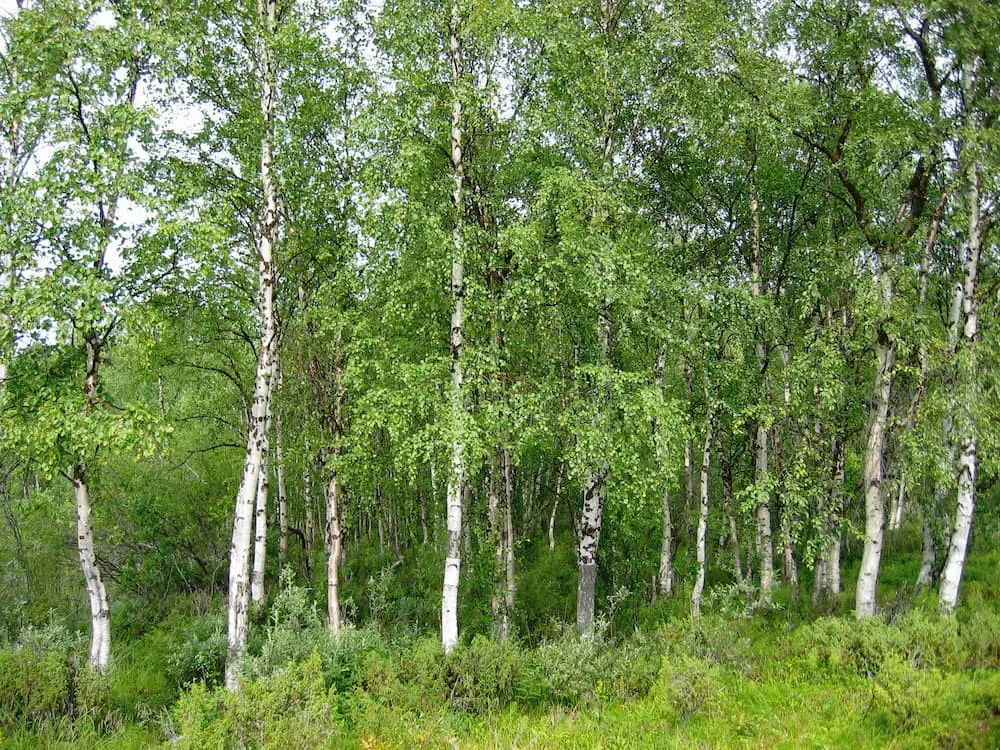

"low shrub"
[166,615,227,688]
[171,652,340,749]
[0,623,76,729]
[871,657,1000,748]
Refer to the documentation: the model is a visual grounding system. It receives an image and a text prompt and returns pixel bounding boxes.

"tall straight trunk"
[502,447,516,633]
[325,456,342,636]
[814,437,844,606]
[855,326,895,618]
[275,394,288,571]
[577,465,607,635]
[916,517,936,590]
[776,346,797,591]
[73,464,110,671]
[549,462,563,551]
[654,348,674,597]
[69,337,111,672]
[577,301,611,636]
[716,435,742,584]
[303,454,314,553]
[658,487,674,597]
[890,191,948,531]
[226,0,278,692]
[441,0,465,654]
[488,449,507,637]
[748,160,774,604]
[854,261,900,620]
[940,110,982,616]
[251,383,273,604]
[691,413,714,617]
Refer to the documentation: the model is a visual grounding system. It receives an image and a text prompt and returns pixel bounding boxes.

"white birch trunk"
[916,517,935,590]
[654,348,674,596]
[940,110,982,616]
[225,0,278,691]
[855,331,894,618]
[691,416,713,618]
[441,0,465,654]
[74,462,111,671]
[549,462,563,551]
[325,457,343,636]
[503,448,516,636]
[275,368,288,570]
[748,166,774,604]
[251,392,272,604]
[577,466,607,635]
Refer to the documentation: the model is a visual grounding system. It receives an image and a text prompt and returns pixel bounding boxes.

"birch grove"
[0,0,996,711]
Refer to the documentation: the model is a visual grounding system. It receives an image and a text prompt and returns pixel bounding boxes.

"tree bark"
[654,348,674,597]
[441,0,465,654]
[748,160,774,604]
[226,0,278,692]
[251,379,273,604]
[940,98,982,616]
[549,462,563,551]
[275,389,288,571]
[855,326,895,618]
[325,456,342,636]
[74,460,111,671]
[691,413,714,618]
[577,300,611,636]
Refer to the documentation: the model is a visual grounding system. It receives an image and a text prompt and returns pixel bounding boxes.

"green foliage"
[0,624,76,730]
[871,658,1000,748]
[166,616,227,689]
[171,652,340,749]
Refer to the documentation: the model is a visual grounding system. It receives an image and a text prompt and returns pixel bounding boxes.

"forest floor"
[2,548,999,749]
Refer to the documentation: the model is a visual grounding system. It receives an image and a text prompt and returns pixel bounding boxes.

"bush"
[652,654,724,720]
[0,624,76,729]
[871,657,1000,748]
[445,635,524,713]
[171,652,340,749]
[798,612,970,677]
[166,615,227,688]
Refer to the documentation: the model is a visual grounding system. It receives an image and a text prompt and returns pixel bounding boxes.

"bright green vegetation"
[1,0,999,747]
[2,549,999,748]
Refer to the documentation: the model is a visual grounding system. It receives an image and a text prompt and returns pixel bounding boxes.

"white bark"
[549,462,563,551]
[74,463,111,671]
[940,105,982,616]
[441,0,465,654]
[576,465,606,635]
[855,329,894,618]
[691,415,713,618]
[577,298,611,635]
[748,165,774,604]
[226,0,278,692]
[275,373,288,570]
[303,451,314,553]
[891,191,947,532]
[325,458,342,636]
[251,390,272,604]
[916,517,935,590]
[658,486,674,597]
